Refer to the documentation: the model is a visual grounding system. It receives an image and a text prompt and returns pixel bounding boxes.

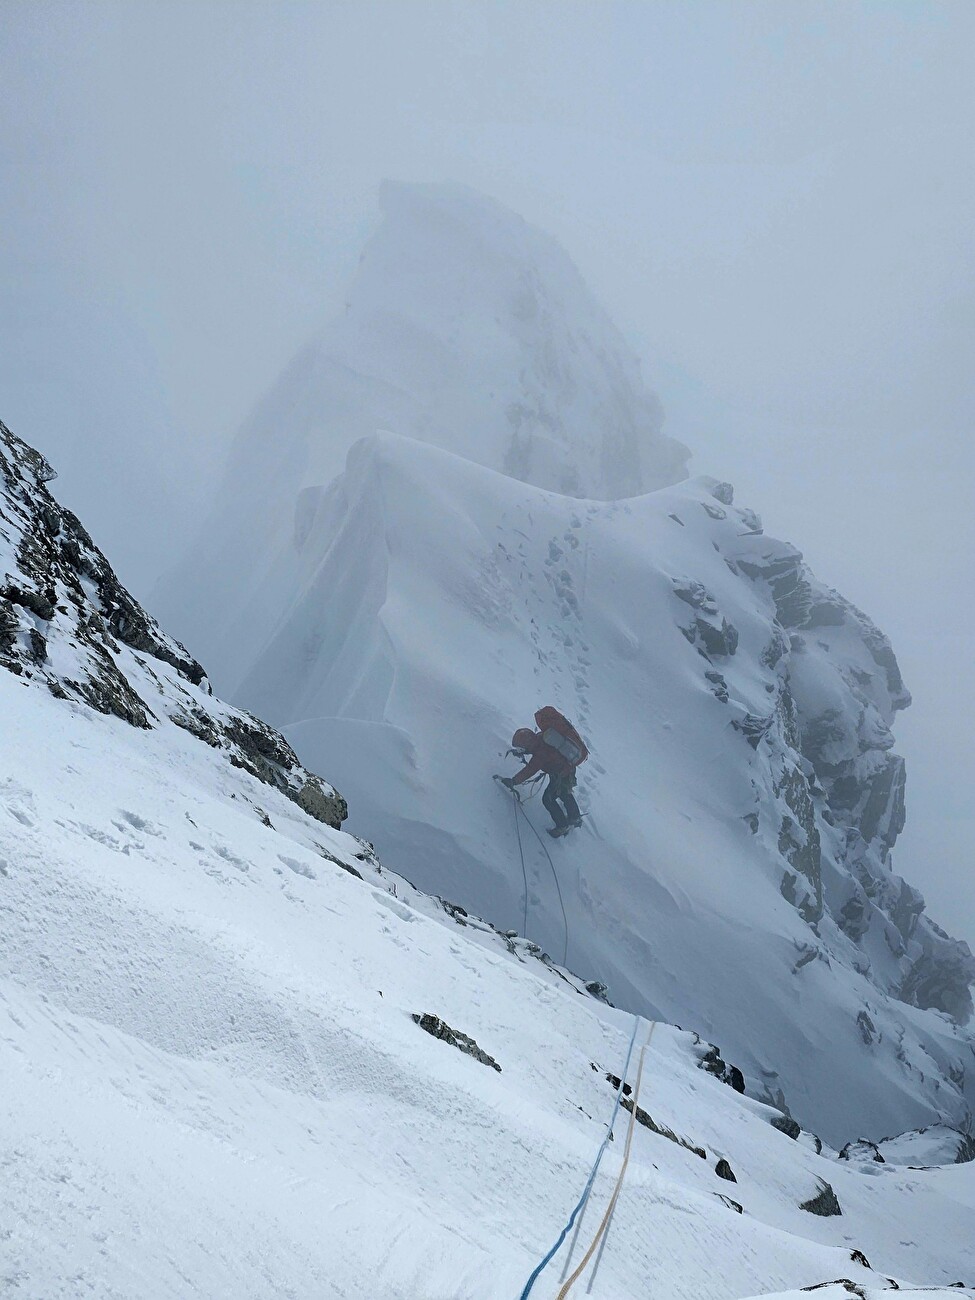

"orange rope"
[556,1021,657,1298]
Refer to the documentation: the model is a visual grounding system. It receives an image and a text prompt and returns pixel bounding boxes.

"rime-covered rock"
[0,419,347,828]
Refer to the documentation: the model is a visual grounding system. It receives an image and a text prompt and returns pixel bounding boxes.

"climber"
[497,706,588,837]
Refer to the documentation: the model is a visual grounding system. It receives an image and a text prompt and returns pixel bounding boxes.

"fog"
[2,1,972,939]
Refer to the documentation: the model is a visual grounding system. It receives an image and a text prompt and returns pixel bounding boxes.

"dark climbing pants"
[543,772,580,830]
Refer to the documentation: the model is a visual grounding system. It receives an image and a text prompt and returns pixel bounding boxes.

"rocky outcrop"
[724,508,975,1025]
[839,1139,885,1163]
[799,1180,842,1217]
[0,419,347,829]
[673,576,740,659]
[411,1013,502,1071]
[870,1123,975,1166]
[770,1113,802,1141]
[692,1035,746,1094]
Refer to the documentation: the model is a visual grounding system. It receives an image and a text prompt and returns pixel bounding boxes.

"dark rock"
[696,1039,746,1093]
[770,1113,801,1140]
[791,944,818,973]
[295,778,348,830]
[1,582,55,621]
[28,628,47,663]
[412,1013,501,1072]
[717,1194,743,1214]
[672,577,718,613]
[170,708,222,748]
[799,1283,866,1296]
[737,543,813,628]
[438,898,469,925]
[838,888,870,943]
[839,1139,884,1163]
[761,627,788,668]
[620,1095,706,1158]
[705,669,729,703]
[604,1071,632,1097]
[0,417,352,829]
[733,712,773,749]
[855,1010,876,1046]
[849,1249,871,1269]
[698,616,739,658]
[714,1158,737,1182]
[799,1180,842,1216]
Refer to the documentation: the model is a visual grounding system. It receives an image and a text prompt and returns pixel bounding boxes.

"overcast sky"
[2,0,973,940]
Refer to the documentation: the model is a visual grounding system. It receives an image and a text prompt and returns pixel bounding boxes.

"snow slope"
[153,180,688,691]
[2,418,973,1297]
[232,432,975,1148]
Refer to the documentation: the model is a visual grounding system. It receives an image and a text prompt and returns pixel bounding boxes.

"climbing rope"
[583,1025,657,1295]
[516,798,569,967]
[497,774,569,966]
[517,1016,641,1300]
[557,1021,657,1298]
[511,782,529,939]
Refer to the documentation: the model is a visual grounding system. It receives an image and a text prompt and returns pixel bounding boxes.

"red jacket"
[511,731,574,784]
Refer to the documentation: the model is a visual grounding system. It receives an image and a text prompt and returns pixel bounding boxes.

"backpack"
[534,706,588,767]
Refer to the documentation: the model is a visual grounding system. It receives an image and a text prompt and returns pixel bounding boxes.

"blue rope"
[517,1015,641,1300]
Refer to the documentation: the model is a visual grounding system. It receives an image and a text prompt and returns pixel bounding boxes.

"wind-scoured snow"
[231,431,974,1148]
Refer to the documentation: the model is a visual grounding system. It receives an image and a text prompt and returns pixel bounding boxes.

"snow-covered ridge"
[235,430,975,1145]
[4,418,974,1294]
[0,414,609,998]
[153,180,688,690]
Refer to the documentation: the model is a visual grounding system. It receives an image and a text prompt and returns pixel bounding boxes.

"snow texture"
[153,180,688,689]
[228,431,975,1148]
[2,417,973,1296]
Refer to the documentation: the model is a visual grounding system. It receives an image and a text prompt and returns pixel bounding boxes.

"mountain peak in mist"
[156,179,689,689]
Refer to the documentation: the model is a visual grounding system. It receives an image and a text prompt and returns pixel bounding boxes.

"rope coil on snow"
[517,1016,641,1300]
[557,1021,657,1298]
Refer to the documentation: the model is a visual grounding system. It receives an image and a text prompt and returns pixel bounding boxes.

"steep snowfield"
[153,180,688,691]
[233,432,975,1147]
[3,425,973,1295]
[5,650,975,1298]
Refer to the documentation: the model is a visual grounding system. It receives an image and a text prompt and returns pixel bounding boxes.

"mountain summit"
[154,181,688,690]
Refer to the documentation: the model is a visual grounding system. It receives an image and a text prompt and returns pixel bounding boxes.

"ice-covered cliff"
[153,181,688,689]
[234,431,975,1146]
